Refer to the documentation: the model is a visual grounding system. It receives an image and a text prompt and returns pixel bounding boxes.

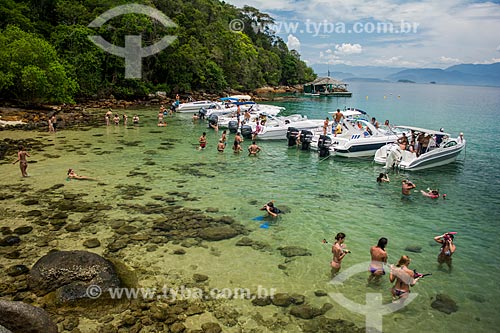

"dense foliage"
[0,0,315,104]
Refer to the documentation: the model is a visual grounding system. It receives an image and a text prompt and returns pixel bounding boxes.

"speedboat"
[374,126,466,171]
[304,110,399,157]
[177,100,217,112]
[240,114,324,140]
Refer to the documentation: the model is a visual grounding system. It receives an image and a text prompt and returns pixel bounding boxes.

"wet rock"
[290,303,330,319]
[83,238,101,248]
[63,317,79,331]
[0,236,21,247]
[314,290,328,297]
[278,246,312,258]
[278,264,287,270]
[404,246,422,253]
[0,227,11,235]
[50,211,68,220]
[431,294,458,314]
[50,184,65,190]
[193,274,209,283]
[290,293,306,305]
[205,207,219,213]
[301,317,364,333]
[173,249,186,255]
[252,296,272,306]
[65,223,82,232]
[0,300,57,333]
[235,237,254,246]
[6,265,29,277]
[26,210,43,217]
[28,250,120,302]
[201,322,222,333]
[13,226,33,235]
[21,199,39,206]
[116,225,138,235]
[170,322,186,333]
[271,293,294,307]
[4,250,21,259]
[108,239,128,252]
[185,304,204,316]
[199,225,239,241]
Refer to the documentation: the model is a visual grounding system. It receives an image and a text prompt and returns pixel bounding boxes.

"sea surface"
[1,82,499,332]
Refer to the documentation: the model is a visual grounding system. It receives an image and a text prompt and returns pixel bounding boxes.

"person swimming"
[67,169,96,181]
[421,189,439,198]
[260,201,281,217]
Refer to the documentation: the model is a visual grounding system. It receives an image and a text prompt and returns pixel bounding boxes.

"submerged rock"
[0,300,57,333]
[199,226,239,241]
[13,226,33,235]
[28,250,120,303]
[404,246,422,253]
[83,238,101,248]
[6,265,29,277]
[278,246,312,258]
[0,236,21,247]
[431,294,458,314]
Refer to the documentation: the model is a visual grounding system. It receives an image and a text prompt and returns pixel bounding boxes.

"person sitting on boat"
[260,201,281,217]
[334,123,342,136]
[421,188,439,199]
[435,128,445,147]
[397,133,409,150]
[364,126,372,137]
[419,133,431,155]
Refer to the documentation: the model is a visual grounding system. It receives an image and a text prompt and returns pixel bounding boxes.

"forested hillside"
[0,0,315,104]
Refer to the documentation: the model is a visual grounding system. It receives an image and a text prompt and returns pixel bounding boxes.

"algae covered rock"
[0,300,57,333]
[28,250,120,303]
[431,294,458,314]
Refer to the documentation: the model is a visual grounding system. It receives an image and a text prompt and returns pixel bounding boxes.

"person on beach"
[50,115,58,131]
[331,232,350,277]
[12,145,30,177]
[402,179,416,197]
[376,173,390,183]
[434,233,456,271]
[248,141,261,156]
[368,237,388,282]
[67,168,96,180]
[198,132,207,150]
[389,255,420,303]
[217,139,225,152]
[260,201,281,217]
[132,115,139,125]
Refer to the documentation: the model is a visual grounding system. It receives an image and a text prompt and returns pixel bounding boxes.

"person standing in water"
[389,255,420,303]
[247,141,261,156]
[12,145,30,177]
[198,132,207,150]
[368,237,388,282]
[434,233,456,272]
[330,232,350,277]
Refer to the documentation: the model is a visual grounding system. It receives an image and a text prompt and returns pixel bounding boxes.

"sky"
[225,0,500,68]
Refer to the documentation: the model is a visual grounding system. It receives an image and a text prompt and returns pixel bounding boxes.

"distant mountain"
[387,63,500,87]
[311,63,500,87]
[312,64,407,79]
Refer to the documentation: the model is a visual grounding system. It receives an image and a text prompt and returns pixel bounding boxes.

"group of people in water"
[104,109,140,127]
[376,173,446,200]
[330,233,456,303]
[198,130,262,156]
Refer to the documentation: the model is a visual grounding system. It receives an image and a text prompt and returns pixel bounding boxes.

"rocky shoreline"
[0,85,303,131]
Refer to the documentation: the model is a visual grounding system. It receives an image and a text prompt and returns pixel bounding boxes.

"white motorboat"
[240,114,324,140]
[303,110,398,157]
[177,100,217,112]
[374,126,466,171]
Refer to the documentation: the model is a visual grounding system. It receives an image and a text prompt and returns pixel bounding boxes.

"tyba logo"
[88,4,177,79]
[329,262,418,332]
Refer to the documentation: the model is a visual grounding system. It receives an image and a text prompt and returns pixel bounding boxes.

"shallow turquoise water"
[1,82,499,332]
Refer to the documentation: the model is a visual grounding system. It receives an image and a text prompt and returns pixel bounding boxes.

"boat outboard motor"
[300,130,314,150]
[228,120,239,134]
[286,127,300,147]
[240,125,253,139]
[318,135,332,157]
[198,107,207,120]
[207,114,218,128]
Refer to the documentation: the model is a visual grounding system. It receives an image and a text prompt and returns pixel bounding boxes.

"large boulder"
[28,250,120,303]
[0,300,57,333]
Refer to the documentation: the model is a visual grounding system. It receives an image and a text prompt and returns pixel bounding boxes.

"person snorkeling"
[421,188,439,198]
[260,201,281,217]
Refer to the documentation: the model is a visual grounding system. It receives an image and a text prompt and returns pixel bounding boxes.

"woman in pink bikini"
[330,233,350,277]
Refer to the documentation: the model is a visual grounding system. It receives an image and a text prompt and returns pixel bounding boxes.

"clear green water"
[1,82,499,332]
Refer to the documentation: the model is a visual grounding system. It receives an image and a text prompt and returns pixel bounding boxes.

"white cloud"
[286,34,301,51]
[473,58,500,64]
[373,56,419,67]
[334,43,362,55]
[439,56,461,64]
